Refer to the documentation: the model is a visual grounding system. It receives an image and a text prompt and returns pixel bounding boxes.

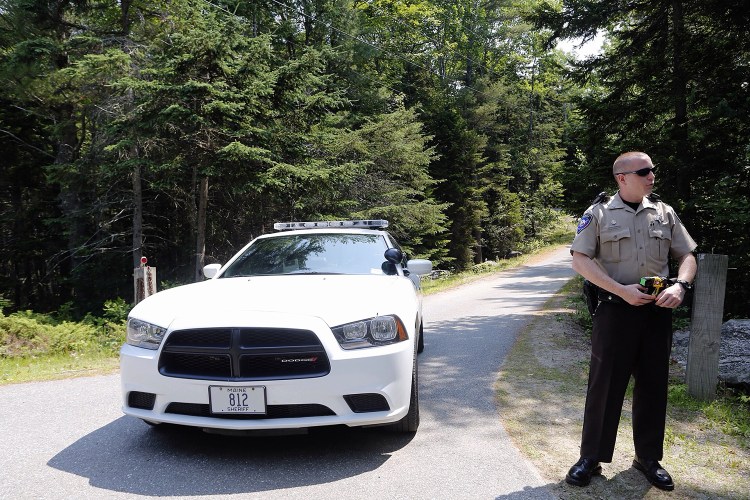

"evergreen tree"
[536,0,750,316]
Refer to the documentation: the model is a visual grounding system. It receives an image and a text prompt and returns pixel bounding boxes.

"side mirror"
[406,259,432,276]
[203,263,222,279]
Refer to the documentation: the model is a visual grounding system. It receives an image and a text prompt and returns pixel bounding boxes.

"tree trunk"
[194,177,209,281]
[671,0,690,199]
[54,111,84,304]
[132,159,143,269]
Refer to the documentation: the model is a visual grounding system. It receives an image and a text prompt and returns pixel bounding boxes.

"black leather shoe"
[633,456,674,491]
[565,457,602,486]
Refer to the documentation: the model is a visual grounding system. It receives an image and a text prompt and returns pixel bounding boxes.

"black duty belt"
[597,290,627,305]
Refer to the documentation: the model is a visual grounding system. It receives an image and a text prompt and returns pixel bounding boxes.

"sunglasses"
[617,166,656,177]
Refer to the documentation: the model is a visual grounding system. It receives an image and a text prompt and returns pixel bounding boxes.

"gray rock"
[672,319,750,387]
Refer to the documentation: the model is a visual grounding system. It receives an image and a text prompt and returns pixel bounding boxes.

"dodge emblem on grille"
[280,357,318,363]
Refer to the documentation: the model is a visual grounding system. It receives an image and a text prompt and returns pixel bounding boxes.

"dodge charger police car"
[120,220,432,433]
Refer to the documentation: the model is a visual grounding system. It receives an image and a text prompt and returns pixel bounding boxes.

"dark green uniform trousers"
[580,301,673,462]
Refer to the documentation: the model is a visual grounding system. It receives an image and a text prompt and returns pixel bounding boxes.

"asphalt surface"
[0,247,574,500]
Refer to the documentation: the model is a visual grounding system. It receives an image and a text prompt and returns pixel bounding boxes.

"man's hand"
[619,284,657,306]
[655,283,685,309]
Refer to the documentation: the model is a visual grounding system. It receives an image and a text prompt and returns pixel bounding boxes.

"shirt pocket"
[648,223,672,259]
[600,227,631,262]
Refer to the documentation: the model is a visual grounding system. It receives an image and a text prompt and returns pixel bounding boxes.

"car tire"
[389,354,419,432]
[417,323,424,354]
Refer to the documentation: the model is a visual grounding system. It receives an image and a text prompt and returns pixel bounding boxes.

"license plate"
[209,385,266,414]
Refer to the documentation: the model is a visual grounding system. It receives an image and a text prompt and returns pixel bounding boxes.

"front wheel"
[417,323,424,354]
[389,355,419,432]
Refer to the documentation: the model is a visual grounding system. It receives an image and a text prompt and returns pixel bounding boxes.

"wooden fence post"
[685,253,728,401]
[133,257,157,305]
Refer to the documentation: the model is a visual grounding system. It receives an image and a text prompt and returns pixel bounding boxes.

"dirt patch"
[496,282,750,499]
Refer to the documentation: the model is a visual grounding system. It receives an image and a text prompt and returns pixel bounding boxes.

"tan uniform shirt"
[571,192,697,285]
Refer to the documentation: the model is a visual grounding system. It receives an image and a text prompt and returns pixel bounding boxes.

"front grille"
[159,327,330,381]
[160,352,231,378]
[344,393,390,413]
[166,328,232,348]
[239,353,329,378]
[165,402,335,419]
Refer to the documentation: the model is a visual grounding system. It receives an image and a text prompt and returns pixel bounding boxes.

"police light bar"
[273,220,389,231]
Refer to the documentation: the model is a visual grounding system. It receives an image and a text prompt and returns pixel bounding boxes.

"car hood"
[129,275,416,330]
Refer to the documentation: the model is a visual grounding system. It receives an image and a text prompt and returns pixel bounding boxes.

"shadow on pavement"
[494,483,558,499]
[48,416,413,496]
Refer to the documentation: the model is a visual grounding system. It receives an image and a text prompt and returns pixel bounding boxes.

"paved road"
[0,247,574,500]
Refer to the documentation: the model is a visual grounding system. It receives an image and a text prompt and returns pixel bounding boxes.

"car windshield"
[221,233,390,277]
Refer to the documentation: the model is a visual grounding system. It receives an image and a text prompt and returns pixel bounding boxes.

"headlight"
[126,318,167,350]
[331,315,408,349]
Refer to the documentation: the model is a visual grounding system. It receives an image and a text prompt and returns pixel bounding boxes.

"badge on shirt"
[577,214,593,234]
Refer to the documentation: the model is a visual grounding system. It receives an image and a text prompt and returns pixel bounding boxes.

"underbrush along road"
[0,246,574,499]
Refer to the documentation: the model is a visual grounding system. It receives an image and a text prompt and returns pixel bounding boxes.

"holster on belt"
[582,279,600,315]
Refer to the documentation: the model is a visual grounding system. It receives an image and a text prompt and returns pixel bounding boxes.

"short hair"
[613,152,652,175]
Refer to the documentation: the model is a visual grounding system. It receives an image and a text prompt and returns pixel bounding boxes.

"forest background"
[0,0,748,320]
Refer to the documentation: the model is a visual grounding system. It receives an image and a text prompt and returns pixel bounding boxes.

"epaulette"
[591,192,610,205]
[647,192,661,202]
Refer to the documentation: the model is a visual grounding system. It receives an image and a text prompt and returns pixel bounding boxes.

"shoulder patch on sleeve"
[577,213,593,234]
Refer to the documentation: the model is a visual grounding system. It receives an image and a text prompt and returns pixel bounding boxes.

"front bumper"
[120,313,414,430]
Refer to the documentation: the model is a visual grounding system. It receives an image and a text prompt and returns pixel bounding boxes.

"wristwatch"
[675,279,693,291]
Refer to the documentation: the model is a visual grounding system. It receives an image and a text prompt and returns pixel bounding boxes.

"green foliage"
[101,298,131,324]
[484,186,525,259]
[1,0,564,309]
[0,311,90,357]
[672,305,691,332]
[421,240,533,294]
[669,384,750,438]
[536,0,750,317]
[469,261,500,274]
[0,296,11,314]
[0,306,126,358]
[2,0,745,321]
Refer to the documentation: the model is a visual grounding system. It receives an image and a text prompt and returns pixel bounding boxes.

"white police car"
[120,220,432,433]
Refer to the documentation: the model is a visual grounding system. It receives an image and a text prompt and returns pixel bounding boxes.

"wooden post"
[133,257,157,304]
[194,176,208,282]
[685,254,728,401]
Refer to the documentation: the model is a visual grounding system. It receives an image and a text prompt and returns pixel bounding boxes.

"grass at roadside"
[0,300,126,385]
[497,276,750,499]
[422,223,574,295]
[1,352,120,385]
